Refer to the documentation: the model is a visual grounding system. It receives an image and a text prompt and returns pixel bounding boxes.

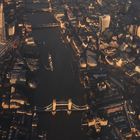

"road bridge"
[32,23,59,29]
[34,99,89,115]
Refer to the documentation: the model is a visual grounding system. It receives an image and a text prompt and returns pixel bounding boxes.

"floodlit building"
[8,25,15,36]
[97,0,103,6]
[99,15,111,32]
[128,25,140,38]
[136,26,140,37]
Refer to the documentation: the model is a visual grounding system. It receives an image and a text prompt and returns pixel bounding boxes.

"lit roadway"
[24,1,88,140]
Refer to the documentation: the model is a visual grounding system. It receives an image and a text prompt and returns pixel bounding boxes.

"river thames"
[25,1,88,140]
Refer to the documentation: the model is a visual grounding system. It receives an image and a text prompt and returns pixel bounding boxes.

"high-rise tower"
[0,2,6,43]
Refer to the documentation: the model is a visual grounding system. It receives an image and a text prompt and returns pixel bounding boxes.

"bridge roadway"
[24,0,88,140]
[35,99,89,115]
[32,23,60,29]
[25,8,52,13]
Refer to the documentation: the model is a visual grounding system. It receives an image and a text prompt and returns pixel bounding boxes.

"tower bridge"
[34,99,89,115]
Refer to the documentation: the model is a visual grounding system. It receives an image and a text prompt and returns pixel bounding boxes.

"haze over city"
[0,0,140,140]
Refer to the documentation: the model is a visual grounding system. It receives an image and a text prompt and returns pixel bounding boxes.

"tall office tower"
[99,15,111,32]
[0,2,6,43]
[128,25,140,38]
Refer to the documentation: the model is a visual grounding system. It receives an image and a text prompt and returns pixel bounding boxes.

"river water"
[24,1,88,140]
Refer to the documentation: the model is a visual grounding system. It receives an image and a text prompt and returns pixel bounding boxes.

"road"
[24,1,88,140]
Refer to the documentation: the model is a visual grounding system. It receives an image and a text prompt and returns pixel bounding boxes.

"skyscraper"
[0,2,6,42]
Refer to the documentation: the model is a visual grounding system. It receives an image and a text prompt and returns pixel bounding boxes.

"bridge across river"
[32,23,60,29]
[35,99,89,115]
[25,8,53,13]
[24,0,88,140]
